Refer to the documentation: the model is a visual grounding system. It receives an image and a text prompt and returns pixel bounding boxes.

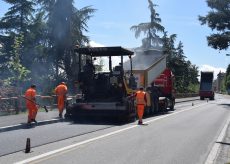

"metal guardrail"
[175,93,199,98]
[0,93,198,115]
[0,95,77,115]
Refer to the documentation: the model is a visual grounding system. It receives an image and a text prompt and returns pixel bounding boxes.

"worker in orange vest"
[55,82,68,118]
[25,84,38,124]
[135,86,147,125]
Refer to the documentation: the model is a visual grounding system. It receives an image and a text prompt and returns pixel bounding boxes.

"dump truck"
[131,67,175,114]
[199,71,215,100]
[65,46,137,122]
[124,48,175,114]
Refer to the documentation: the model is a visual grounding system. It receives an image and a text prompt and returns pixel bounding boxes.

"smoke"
[124,47,163,71]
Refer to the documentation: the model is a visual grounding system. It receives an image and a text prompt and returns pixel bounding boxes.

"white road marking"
[16,103,208,164]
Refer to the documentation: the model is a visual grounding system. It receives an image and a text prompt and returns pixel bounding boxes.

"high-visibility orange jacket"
[25,88,36,108]
[135,90,147,106]
[25,87,38,121]
[55,84,68,112]
[55,84,67,96]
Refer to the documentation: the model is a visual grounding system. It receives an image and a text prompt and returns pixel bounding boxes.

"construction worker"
[84,59,95,72]
[134,86,147,125]
[25,84,38,124]
[55,82,68,118]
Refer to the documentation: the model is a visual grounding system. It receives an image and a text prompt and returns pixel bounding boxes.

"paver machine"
[65,46,136,122]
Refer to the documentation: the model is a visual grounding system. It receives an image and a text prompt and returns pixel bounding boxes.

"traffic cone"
[25,138,31,153]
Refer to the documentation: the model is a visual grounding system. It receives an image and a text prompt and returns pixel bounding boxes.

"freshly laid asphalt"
[0,96,229,163]
[0,110,61,133]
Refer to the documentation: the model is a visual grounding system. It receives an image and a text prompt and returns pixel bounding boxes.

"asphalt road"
[0,95,230,164]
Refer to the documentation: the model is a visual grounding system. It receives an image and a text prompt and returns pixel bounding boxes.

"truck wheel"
[210,96,214,100]
[163,100,168,113]
[64,113,72,119]
[200,97,204,100]
[170,103,174,111]
[169,99,175,111]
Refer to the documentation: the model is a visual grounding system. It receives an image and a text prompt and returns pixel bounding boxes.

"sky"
[0,0,229,79]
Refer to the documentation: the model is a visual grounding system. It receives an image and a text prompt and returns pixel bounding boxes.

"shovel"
[22,96,48,112]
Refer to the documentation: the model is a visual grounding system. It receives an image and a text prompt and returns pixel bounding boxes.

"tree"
[0,0,35,34]
[37,0,96,92]
[130,0,164,49]
[162,32,199,93]
[198,0,230,50]
[225,64,230,91]
[6,34,30,86]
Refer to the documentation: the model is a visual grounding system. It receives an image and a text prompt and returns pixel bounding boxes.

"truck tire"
[210,96,214,100]
[170,100,175,111]
[200,96,204,100]
[163,100,168,113]
[64,113,72,119]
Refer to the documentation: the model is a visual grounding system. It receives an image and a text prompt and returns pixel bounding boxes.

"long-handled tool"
[22,96,48,112]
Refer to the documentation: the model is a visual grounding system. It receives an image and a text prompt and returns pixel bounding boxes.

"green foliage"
[0,0,96,93]
[130,0,199,94]
[163,32,199,93]
[224,64,230,90]
[225,74,230,89]
[130,0,164,48]
[221,76,226,93]
[6,34,30,86]
[187,83,199,93]
[199,0,230,50]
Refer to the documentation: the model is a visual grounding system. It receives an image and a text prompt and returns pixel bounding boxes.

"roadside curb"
[0,118,64,133]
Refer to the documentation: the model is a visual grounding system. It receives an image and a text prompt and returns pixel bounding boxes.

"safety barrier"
[0,95,77,115]
[0,93,197,115]
[175,93,199,98]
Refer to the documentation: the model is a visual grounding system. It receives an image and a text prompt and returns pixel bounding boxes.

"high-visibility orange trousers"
[137,104,145,121]
[57,96,65,114]
[27,104,38,122]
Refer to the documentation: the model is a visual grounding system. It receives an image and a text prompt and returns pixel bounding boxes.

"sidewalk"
[0,109,62,133]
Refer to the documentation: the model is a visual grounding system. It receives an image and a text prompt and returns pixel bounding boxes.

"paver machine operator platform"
[65,46,137,122]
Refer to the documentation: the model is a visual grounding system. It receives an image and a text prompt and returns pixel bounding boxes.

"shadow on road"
[216,141,230,146]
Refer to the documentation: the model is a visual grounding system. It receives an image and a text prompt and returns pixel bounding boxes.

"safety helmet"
[31,84,36,88]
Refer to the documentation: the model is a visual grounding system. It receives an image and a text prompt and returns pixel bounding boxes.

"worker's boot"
[59,113,63,118]
[32,119,37,124]
[27,120,32,128]
[138,120,143,125]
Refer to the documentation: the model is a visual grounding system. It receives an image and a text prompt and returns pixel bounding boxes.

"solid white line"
[204,116,230,164]
[16,103,207,164]
[0,124,22,129]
